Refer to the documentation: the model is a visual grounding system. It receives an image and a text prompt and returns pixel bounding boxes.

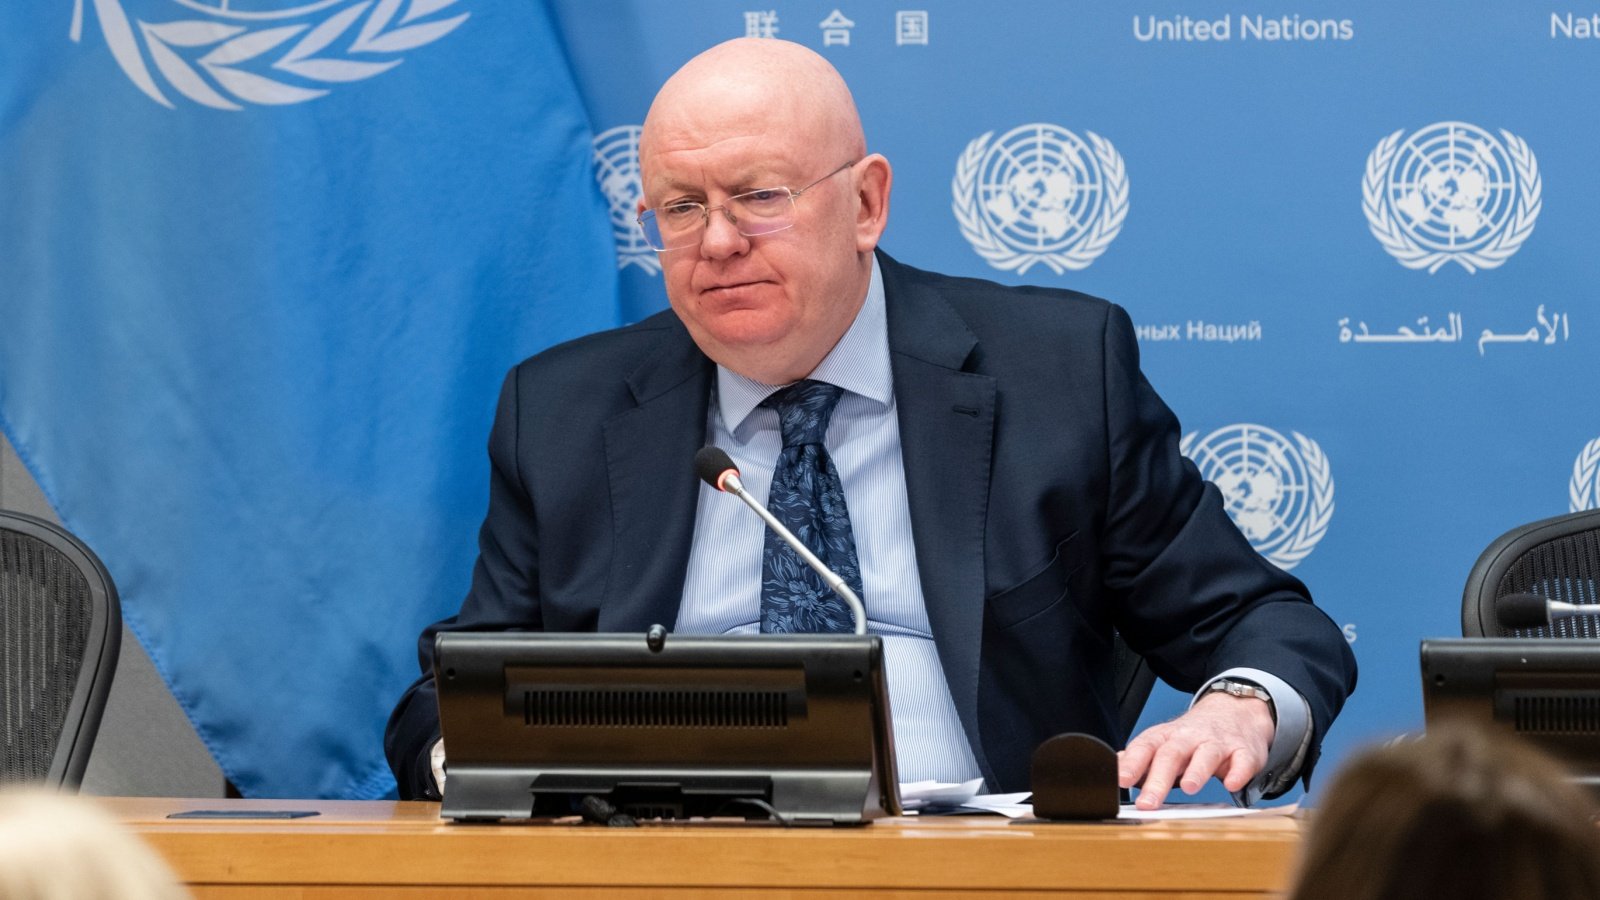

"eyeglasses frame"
[635,159,861,253]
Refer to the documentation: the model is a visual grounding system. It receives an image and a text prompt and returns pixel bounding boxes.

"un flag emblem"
[70,0,468,109]
[1572,437,1600,513]
[1181,425,1335,572]
[1363,122,1541,274]
[592,125,659,275]
[953,123,1129,274]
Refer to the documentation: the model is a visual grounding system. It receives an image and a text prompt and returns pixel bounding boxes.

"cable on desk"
[719,797,791,827]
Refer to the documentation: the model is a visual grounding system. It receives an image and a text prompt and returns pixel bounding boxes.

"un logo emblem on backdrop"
[1181,425,1334,572]
[69,0,468,109]
[953,124,1129,275]
[592,125,659,275]
[1572,437,1600,513]
[1363,122,1541,274]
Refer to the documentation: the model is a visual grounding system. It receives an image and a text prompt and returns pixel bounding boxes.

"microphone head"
[1497,592,1551,630]
[694,446,739,492]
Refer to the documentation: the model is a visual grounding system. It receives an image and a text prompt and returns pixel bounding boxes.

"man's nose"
[699,206,749,259]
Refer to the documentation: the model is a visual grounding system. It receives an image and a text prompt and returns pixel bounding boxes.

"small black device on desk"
[1421,637,1600,791]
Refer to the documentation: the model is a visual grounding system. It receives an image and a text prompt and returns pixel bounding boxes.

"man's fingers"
[1220,748,1260,792]
[1179,742,1225,794]
[1119,699,1275,809]
[1116,731,1161,788]
[1134,770,1171,809]
[1136,738,1198,810]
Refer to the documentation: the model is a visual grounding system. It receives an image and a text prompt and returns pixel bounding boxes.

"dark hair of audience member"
[1289,720,1600,900]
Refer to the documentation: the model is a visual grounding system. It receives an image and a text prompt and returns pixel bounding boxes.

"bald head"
[640,39,866,172]
[636,38,892,385]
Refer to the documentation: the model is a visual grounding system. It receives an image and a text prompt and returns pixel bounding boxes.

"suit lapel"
[880,253,998,782]
[599,320,713,632]
[593,259,1000,779]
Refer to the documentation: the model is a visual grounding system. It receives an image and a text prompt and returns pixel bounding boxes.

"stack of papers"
[898,778,985,812]
[897,780,1299,820]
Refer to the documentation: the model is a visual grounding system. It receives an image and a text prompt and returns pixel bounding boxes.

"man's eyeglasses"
[636,161,858,252]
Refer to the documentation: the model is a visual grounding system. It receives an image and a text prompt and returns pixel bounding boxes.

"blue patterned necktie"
[759,380,864,634]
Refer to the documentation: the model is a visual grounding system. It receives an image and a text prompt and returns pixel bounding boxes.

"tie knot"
[762,380,844,448]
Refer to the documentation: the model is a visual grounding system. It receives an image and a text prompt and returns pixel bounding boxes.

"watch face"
[1212,680,1267,700]
[1206,680,1277,728]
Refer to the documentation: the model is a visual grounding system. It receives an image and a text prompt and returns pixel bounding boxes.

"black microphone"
[1497,592,1600,630]
[692,446,867,635]
[694,446,741,493]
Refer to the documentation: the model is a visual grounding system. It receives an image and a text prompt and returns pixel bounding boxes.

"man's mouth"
[700,280,770,299]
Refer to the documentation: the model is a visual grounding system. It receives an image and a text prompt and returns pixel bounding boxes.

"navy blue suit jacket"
[386,251,1357,800]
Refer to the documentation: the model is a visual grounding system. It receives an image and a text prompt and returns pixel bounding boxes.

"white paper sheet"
[953,794,1301,820]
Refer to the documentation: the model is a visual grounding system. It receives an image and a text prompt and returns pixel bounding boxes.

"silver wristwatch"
[1204,678,1276,723]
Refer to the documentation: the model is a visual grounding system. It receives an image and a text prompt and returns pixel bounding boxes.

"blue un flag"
[0,0,621,797]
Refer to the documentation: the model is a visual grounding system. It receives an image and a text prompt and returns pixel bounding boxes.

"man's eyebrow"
[650,169,787,197]
[654,176,706,194]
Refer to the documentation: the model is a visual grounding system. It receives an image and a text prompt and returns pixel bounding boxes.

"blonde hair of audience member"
[1289,721,1600,900]
[0,789,189,900]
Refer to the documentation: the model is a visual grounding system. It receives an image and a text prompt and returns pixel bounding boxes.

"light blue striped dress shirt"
[674,258,1310,799]
[675,261,983,784]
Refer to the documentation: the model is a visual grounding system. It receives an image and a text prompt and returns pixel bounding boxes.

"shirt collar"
[715,256,892,434]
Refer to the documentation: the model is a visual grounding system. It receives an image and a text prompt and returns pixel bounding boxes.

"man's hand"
[1116,692,1275,810]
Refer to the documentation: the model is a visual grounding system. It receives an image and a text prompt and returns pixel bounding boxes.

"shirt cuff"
[1189,667,1311,807]
[429,738,447,798]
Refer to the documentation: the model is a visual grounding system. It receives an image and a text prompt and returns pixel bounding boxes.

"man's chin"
[694,325,806,382]
[697,309,792,349]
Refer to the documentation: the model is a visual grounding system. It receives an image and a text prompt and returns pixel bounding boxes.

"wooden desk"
[108,797,1301,899]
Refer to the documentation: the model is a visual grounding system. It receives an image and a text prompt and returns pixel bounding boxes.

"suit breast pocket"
[986,532,1081,631]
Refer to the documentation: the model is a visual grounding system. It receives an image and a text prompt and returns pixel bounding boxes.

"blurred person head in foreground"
[0,788,189,900]
[1289,721,1600,900]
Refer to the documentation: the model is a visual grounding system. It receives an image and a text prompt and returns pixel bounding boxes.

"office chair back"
[1462,508,1600,638]
[0,511,121,788]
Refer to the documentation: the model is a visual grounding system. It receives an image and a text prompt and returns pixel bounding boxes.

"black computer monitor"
[434,630,901,825]
[1420,638,1600,788]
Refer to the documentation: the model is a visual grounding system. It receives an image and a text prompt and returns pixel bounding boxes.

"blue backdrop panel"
[1,0,1595,801]
[550,1,1599,800]
[0,0,620,797]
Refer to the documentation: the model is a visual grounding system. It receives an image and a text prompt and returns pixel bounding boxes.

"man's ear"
[854,154,892,252]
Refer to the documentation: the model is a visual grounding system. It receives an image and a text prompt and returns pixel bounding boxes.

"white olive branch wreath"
[1571,436,1600,513]
[952,127,1129,275]
[71,0,468,109]
[1180,429,1334,572]
[1362,125,1541,275]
